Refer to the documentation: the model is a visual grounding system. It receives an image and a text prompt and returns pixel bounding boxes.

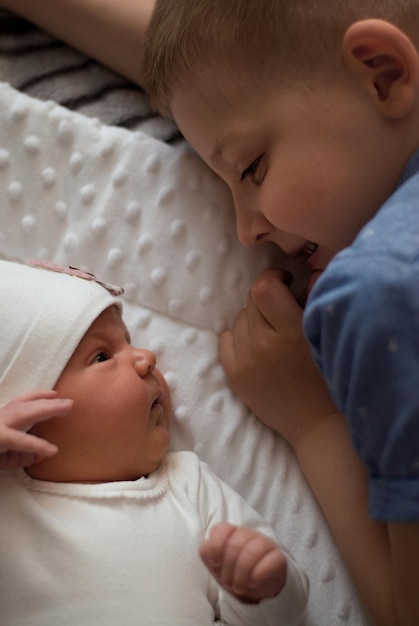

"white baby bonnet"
[0,259,122,408]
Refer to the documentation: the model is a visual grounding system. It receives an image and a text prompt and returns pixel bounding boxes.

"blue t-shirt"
[303,151,419,522]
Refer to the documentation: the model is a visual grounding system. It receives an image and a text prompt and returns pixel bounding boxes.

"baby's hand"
[199,522,287,603]
[0,390,72,470]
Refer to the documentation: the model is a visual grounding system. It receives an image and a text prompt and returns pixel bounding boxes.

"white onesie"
[0,451,307,626]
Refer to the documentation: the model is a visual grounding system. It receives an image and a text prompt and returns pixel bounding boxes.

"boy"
[0,259,307,626]
[142,3,419,625]
[2,0,417,623]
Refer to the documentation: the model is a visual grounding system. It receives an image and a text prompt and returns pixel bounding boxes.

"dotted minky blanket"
[0,81,372,626]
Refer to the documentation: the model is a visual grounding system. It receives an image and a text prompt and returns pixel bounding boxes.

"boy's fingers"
[248,268,303,330]
[219,268,302,372]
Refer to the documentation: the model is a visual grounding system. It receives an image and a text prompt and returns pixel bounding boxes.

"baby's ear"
[342,19,419,119]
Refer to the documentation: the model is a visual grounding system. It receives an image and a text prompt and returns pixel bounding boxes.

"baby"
[0,259,307,626]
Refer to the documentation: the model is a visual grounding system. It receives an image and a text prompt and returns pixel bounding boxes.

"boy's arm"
[1,0,154,85]
[294,411,396,625]
[389,523,419,624]
[0,390,72,470]
[220,268,398,625]
[304,254,419,626]
[296,403,419,626]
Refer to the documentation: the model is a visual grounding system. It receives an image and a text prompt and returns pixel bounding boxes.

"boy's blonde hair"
[144,0,418,117]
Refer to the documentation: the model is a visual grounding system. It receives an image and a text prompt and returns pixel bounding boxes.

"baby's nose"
[133,349,156,377]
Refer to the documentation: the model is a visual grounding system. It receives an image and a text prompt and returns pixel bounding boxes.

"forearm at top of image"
[1,0,155,85]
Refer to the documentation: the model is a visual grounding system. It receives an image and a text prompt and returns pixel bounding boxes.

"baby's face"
[170,65,406,288]
[27,306,171,483]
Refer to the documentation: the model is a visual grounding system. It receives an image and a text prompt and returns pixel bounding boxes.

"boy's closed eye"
[240,155,263,183]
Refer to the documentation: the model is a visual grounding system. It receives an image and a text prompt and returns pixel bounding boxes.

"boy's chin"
[305,269,324,298]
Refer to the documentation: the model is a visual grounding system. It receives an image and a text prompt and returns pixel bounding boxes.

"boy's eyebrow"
[210,142,226,165]
[210,132,238,166]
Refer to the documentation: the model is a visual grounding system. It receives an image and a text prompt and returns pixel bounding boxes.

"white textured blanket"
[0,79,372,626]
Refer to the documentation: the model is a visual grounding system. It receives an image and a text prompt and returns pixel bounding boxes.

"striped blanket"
[0,9,180,143]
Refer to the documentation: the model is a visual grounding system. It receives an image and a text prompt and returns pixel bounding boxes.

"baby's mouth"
[151,394,162,410]
[150,393,165,423]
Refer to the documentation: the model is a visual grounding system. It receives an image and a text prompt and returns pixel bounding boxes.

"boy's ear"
[342,19,419,119]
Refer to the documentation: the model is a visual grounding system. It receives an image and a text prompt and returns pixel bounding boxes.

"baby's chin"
[24,455,166,484]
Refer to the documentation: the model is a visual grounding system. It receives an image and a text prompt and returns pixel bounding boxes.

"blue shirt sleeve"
[303,251,419,521]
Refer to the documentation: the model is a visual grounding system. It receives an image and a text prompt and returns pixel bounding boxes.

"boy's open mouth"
[301,242,318,259]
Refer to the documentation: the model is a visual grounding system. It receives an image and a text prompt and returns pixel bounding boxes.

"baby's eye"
[240,155,262,182]
[93,352,110,364]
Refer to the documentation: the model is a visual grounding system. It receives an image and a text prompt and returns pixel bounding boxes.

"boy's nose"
[236,210,272,247]
[233,194,273,247]
[133,349,156,377]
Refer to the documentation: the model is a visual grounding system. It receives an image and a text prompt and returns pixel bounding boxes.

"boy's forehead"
[170,55,294,126]
[171,81,253,156]
[210,131,243,166]
[171,74,281,170]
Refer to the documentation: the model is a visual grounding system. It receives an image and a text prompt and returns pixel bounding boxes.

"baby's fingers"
[0,427,57,455]
[239,545,288,600]
[200,522,237,570]
[200,523,287,601]
[0,428,58,470]
[0,392,72,470]
[6,389,59,404]
[200,523,257,590]
[220,530,278,593]
[2,394,73,431]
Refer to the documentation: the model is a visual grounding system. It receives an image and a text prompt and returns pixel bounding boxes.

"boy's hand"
[220,268,337,449]
[199,522,287,602]
[0,390,72,470]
